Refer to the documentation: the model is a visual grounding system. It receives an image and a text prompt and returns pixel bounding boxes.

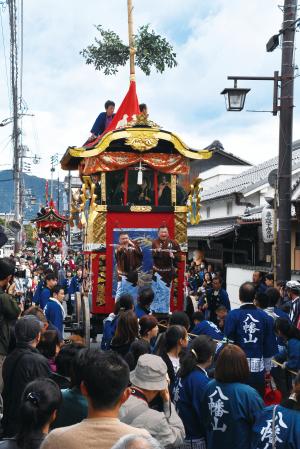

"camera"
[14,269,26,279]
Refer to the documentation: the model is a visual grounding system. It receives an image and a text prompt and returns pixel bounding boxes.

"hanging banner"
[262,207,275,243]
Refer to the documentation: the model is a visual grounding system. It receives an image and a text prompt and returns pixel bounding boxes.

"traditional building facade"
[188,140,300,271]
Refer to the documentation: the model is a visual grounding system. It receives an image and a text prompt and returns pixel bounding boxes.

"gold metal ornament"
[126,114,160,128]
[97,254,106,306]
[175,212,188,247]
[129,205,152,212]
[125,132,159,151]
[101,172,106,204]
[93,212,106,244]
[171,175,177,205]
[187,178,202,225]
[175,206,188,213]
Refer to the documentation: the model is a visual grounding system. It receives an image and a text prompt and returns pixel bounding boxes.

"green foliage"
[80,26,129,75]
[81,24,177,76]
[135,25,177,76]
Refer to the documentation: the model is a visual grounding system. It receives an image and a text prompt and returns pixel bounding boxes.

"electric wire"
[0,6,12,115]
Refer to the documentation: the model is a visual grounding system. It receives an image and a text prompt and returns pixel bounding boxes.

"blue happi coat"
[224,304,275,382]
[101,314,118,350]
[276,338,300,371]
[69,275,82,295]
[202,380,264,449]
[173,367,210,439]
[265,307,290,351]
[192,320,224,341]
[33,279,44,304]
[61,277,72,295]
[252,405,300,449]
[134,304,150,319]
[44,298,64,338]
[37,287,51,309]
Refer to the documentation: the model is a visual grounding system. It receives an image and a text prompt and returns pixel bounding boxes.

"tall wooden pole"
[276,0,297,281]
[127,0,135,79]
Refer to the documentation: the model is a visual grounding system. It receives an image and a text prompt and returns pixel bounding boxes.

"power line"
[0,6,11,114]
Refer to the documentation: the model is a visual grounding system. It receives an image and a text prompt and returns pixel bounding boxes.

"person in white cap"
[111,434,162,449]
[286,280,300,327]
[119,354,185,448]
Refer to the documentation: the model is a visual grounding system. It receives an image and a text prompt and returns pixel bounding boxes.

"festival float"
[60,1,212,323]
[31,198,68,262]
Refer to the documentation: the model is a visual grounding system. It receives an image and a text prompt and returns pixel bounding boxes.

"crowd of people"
[0,248,299,449]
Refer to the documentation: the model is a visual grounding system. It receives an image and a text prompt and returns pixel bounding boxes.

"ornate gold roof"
[61,118,212,170]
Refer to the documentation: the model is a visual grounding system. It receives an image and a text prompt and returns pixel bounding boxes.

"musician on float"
[151,226,181,314]
[115,231,143,301]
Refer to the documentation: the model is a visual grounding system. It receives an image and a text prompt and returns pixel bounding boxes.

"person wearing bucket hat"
[119,354,185,448]
[2,316,50,437]
[286,280,300,326]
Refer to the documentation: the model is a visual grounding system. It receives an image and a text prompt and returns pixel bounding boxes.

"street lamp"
[221,73,280,116]
[219,0,298,283]
[221,82,251,111]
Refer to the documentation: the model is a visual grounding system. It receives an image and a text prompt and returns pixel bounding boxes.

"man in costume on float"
[115,231,143,301]
[151,226,181,314]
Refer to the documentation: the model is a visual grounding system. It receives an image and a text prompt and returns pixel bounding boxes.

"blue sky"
[0,0,298,178]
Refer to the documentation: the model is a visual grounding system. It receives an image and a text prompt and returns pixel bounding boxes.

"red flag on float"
[104,80,140,133]
[85,80,140,148]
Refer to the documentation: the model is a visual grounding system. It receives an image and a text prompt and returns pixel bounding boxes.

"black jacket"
[2,343,50,437]
[0,288,20,356]
[0,432,45,449]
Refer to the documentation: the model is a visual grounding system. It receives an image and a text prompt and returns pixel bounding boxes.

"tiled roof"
[202,141,300,201]
[188,222,238,239]
[238,205,297,222]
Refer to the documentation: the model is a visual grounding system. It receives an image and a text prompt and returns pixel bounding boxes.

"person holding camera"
[119,354,185,448]
[0,258,21,392]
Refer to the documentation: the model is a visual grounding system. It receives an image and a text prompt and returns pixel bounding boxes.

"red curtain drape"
[83,152,189,175]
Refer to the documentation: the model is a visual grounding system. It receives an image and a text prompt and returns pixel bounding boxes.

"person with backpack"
[0,258,21,392]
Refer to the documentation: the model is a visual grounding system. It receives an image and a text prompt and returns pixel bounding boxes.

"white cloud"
[0,0,299,183]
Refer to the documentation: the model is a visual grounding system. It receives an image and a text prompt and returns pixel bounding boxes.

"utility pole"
[57,175,60,212]
[8,0,21,250]
[50,153,58,199]
[277,0,298,281]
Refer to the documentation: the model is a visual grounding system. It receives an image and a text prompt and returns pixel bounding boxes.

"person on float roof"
[139,103,148,118]
[90,100,115,138]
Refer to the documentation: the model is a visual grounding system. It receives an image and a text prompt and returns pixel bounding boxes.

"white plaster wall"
[202,198,248,220]
[226,266,254,309]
